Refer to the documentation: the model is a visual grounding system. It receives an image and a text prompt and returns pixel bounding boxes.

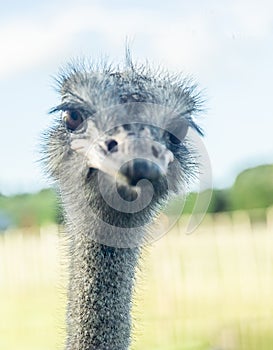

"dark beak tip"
[120,158,163,186]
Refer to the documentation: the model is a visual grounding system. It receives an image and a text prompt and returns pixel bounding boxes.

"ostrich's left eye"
[167,119,189,145]
[63,110,84,131]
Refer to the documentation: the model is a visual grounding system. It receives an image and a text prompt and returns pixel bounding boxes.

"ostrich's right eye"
[63,110,84,131]
[169,133,181,144]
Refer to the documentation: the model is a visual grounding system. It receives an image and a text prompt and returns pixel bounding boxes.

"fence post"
[266,206,273,231]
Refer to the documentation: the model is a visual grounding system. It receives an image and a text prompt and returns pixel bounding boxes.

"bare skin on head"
[44,55,203,350]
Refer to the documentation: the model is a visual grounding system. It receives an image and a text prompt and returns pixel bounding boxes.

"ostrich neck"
[65,222,140,350]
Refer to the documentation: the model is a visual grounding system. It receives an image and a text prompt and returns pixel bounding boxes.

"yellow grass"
[1,210,273,350]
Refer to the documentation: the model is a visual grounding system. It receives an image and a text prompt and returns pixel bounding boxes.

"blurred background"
[1,1,273,349]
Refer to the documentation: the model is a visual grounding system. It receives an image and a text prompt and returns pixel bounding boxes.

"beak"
[70,123,174,187]
[120,158,163,186]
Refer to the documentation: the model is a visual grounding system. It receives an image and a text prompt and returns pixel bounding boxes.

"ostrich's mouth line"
[86,164,170,208]
[86,168,151,203]
[86,167,140,191]
[87,166,166,190]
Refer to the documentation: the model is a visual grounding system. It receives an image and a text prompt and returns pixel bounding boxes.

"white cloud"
[0,0,273,79]
[0,4,215,78]
[148,15,216,73]
[231,0,273,38]
[0,17,69,78]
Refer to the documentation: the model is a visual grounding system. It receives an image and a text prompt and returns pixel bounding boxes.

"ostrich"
[43,54,203,350]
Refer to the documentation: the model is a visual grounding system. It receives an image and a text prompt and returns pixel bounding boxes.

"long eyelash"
[49,103,94,117]
[189,120,204,136]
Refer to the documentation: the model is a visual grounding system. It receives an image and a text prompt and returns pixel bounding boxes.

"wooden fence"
[0,208,272,291]
[1,208,273,350]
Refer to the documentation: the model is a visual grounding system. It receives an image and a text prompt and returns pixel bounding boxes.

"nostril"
[107,139,118,153]
[123,124,131,131]
[152,145,159,158]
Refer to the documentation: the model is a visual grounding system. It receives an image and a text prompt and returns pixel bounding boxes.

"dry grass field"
[1,210,273,350]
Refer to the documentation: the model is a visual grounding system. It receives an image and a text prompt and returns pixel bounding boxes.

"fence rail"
[0,208,272,290]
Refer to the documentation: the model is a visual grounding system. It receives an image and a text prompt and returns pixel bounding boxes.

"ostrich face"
[68,111,175,193]
[46,65,202,231]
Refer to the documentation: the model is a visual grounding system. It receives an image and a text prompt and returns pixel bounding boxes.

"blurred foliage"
[230,164,273,210]
[0,189,59,228]
[184,164,273,215]
[183,189,231,214]
[0,164,272,228]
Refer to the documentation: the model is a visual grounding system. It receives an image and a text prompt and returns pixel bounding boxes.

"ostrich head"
[45,58,202,247]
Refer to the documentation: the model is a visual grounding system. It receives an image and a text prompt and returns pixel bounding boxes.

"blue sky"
[1,0,273,195]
